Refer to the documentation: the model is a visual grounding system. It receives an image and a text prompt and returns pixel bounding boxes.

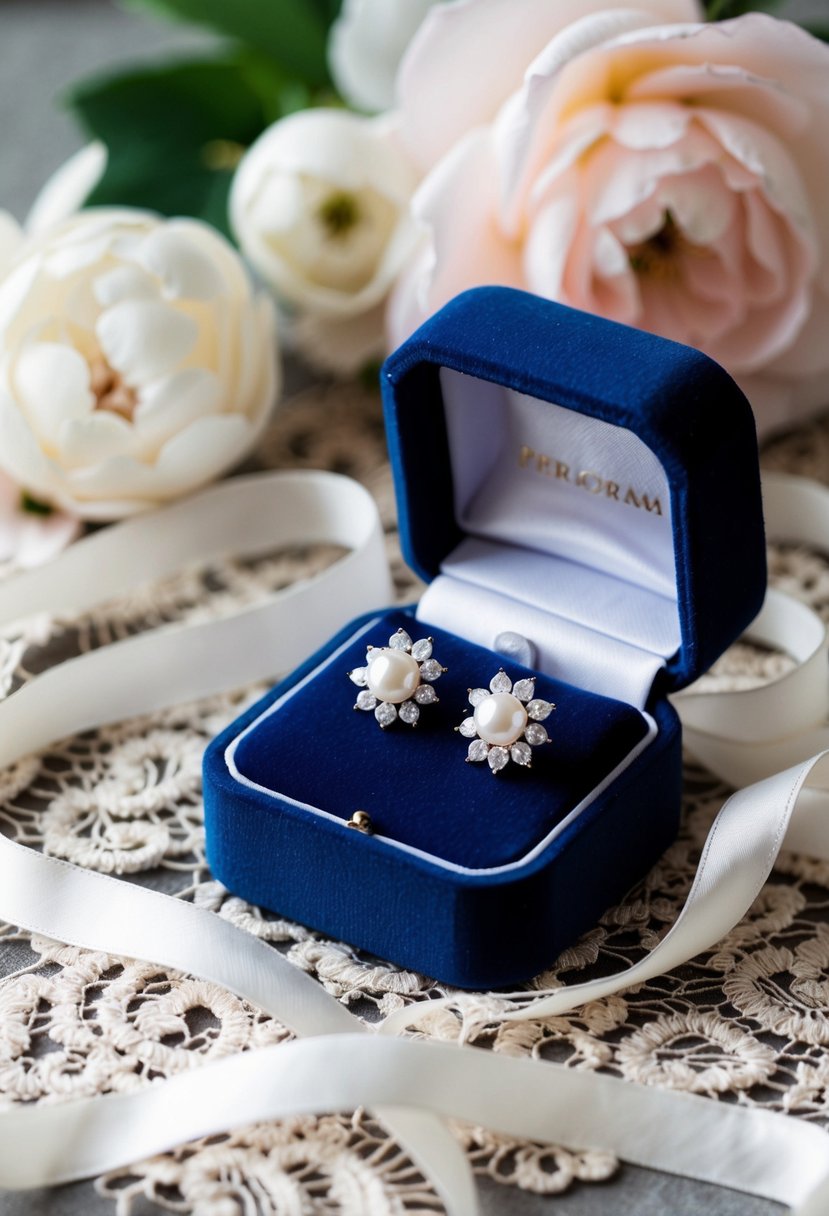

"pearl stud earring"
[348,628,446,728]
[457,669,554,773]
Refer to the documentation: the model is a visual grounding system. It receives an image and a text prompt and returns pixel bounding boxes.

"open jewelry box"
[203,287,766,989]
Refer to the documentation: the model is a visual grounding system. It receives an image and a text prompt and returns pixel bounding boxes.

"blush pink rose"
[390,8,829,436]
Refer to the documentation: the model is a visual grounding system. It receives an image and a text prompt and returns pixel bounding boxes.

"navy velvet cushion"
[231,610,649,871]
[381,286,766,691]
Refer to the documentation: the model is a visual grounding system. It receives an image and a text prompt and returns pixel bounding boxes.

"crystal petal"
[414,684,438,705]
[349,667,368,687]
[375,702,398,727]
[411,638,433,661]
[488,746,509,773]
[389,629,412,651]
[467,739,489,762]
[399,700,420,725]
[468,688,489,707]
[458,717,477,738]
[419,658,444,682]
[525,723,549,746]
[527,698,553,721]
[511,742,532,767]
[489,670,512,694]
[355,690,377,711]
[513,679,536,702]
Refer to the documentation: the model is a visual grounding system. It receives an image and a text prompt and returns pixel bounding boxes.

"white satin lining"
[434,368,681,702]
[418,537,672,705]
[1,469,829,1214]
[440,370,675,598]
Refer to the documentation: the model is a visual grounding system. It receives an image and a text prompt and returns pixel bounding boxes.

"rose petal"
[402,129,523,333]
[93,265,159,308]
[627,63,809,140]
[57,411,134,469]
[398,0,702,170]
[136,225,225,300]
[25,142,107,236]
[0,211,23,276]
[96,301,197,386]
[0,257,40,335]
[611,101,691,151]
[328,0,438,113]
[60,413,253,509]
[14,507,81,569]
[14,343,93,438]
[0,386,59,501]
[154,414,255,495]
[133,368,223,454]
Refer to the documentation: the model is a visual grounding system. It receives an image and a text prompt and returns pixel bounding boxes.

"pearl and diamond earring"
[349,628,446,728]
[457,669,554,773]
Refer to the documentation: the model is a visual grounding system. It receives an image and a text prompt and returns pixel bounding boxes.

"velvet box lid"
[203,286,767,989]
[382,286,766,700]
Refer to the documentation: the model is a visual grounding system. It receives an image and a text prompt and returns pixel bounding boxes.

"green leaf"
[804,22,829,42]
[68,58,273,235]
[121,0,335,86]
[705,0,781,17]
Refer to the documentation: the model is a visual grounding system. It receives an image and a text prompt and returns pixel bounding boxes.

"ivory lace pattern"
[1,384,829,1214]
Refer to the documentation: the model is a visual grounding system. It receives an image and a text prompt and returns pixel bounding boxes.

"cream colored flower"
[230,109,419,374]
[328,0,441,112]
[0,209,277,519]
[25,142,107,236]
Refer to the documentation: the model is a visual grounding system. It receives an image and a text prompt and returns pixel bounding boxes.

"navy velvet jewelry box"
[203,287,766,990]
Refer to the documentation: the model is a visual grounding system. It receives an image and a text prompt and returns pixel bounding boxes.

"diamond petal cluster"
[458,669,554,773]
[349,628,446,728]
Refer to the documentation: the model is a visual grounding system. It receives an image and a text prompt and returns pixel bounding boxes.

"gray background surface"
[0,0,818,1211]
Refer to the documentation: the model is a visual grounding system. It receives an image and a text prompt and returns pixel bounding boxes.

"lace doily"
[1,383,829,1215]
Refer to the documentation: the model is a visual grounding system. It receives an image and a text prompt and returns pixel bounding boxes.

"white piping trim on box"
[224,615,658,879]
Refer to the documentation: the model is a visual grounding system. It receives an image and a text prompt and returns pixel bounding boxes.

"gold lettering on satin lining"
[517,446,663,516]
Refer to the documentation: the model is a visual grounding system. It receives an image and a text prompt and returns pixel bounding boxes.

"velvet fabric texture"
[382,287,766,689]
[205,609,680,989]
[203,288,767,987]
[229,610,649,870]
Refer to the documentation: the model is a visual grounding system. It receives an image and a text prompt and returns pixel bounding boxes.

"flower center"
[90,355,138,421]
[627,212,709,282]
[318,191,361,240]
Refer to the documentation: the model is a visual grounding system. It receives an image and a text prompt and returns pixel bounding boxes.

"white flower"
[0,211,23,275]
[0,209,278,519]
[0,469,80,569]
[230,109,419,375]
[25,142,107,236]
[328,0,442,112]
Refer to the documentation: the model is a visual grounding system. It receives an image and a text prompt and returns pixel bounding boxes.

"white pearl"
[366,648,420,705]
[474,692,528,747]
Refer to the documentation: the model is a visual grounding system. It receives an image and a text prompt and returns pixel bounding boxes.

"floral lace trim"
[1,384,829,1213]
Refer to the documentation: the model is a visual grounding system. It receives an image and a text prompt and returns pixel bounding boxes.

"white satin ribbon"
[2,469,829,1214]
[0,470,475,1216]
[674,470,829,786]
